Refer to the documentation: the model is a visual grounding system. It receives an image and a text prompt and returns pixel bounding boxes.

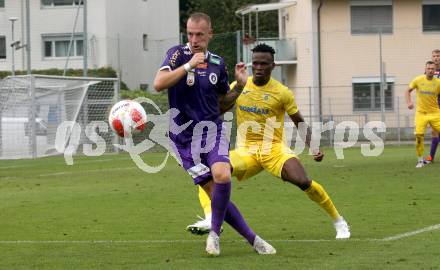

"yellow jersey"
[409,75,440,114]
[231,77,298,148]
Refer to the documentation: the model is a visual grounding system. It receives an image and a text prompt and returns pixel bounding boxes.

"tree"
[180,0,280,81]
[180,0,279,36]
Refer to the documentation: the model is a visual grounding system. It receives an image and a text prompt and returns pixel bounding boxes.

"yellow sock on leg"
[305,180,340,221]
[416,135,424,159]
[198,185,212,217]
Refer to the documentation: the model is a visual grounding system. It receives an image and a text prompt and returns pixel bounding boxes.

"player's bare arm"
[289,111,324,162]
[405,87,415,110]
[219,62,247,114]
[153,52,205,91]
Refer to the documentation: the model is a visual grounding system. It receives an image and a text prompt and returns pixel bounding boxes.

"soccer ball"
[108,100,147,137]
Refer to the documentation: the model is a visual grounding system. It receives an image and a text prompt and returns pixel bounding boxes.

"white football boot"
[206,231,220,256]
[253,235,276,255]
[186,215,211,235]
[334,217,351,239]
[416,160,425,168]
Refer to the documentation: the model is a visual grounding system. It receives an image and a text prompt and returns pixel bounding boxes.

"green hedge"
[120,89,169,114]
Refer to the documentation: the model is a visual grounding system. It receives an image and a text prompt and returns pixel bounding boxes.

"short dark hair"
[188,12,212,29]
[432,49,440,54]
[426,60,436,66]
[251,43,276,60]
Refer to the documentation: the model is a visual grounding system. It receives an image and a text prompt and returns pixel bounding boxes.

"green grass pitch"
[0,146,439,269]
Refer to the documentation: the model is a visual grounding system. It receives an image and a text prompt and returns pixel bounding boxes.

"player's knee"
[212,170,231,184]
[282,174,311,190]
[294,177,311,190]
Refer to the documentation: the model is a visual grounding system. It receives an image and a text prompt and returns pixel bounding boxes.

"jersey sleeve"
[160,46,183,71]
[217,60,230,95]
[283,88,299,115]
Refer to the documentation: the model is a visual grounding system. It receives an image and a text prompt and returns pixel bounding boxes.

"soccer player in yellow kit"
[406,60,440,168]
[187,43,350,239]
[424,49,440,164]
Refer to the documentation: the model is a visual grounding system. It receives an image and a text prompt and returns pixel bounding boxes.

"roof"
[235,1,297,15]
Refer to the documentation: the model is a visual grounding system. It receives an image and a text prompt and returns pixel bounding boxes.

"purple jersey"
[160,43,230,144]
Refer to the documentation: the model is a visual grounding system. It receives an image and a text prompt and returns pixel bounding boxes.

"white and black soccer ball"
[108,100,147,137]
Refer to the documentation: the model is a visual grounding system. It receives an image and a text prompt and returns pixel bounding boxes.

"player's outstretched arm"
[289,111,324,162]
[219,63,247,114]
[405,87,414,110]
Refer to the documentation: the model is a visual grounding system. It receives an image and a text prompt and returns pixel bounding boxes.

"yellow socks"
[305,180,340,220]
[416,135,424,158]
[198,185,212,216]
[198,180,342,222]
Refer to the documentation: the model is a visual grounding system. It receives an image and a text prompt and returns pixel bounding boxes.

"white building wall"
[32,2,85,70]
[0,0,179,90]
[0,0,27,71]
[104,0,179,90]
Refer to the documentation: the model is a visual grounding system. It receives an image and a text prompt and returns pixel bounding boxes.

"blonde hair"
[188,12,212,29]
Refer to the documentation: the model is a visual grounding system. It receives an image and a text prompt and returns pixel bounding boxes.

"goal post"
[0,75,119,159]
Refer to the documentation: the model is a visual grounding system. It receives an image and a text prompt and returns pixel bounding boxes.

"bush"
[120,89,169,114]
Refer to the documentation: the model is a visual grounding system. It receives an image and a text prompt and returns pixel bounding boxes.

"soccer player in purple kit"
[153,12,275,256]
[424,49,440,164]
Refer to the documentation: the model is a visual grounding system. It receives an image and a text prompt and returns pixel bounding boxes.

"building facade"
[0,0,179,89]
[241,0,440,129]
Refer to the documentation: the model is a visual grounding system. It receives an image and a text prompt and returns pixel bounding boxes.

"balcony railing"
[243,38,297,65]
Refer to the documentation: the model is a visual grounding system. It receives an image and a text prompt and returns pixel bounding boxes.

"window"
[353,78,394,111]
[423,1,440,32]
[0,0,4,8]
[42,0,83,7]
[42,34,84,58]
[351,0,393,34]
[143,34,148,51]
[0,36,6,59]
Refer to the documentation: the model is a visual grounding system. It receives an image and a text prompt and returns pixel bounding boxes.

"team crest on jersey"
[209,73,218,84]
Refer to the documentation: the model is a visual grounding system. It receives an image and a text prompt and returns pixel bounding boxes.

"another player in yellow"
[405,60,440,168]
[187,43,350,239]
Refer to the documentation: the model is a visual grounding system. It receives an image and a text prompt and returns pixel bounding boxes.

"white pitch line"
[0,225,438,245]
[0,157,131,170]
[0,239,373,244]
[38,167,138,177]
[382,223,440,241]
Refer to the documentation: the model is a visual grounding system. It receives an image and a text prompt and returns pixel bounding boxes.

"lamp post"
[9,17,18,76]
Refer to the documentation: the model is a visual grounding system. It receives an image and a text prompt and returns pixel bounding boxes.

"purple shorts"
[171,121,230,186]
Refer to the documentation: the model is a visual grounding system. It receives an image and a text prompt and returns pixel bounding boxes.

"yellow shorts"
[230,143,298,181]
[414,112,440,135]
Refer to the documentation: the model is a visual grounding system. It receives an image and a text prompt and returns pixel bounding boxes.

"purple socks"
[211,182,231,235]
[224,202,257,245]
[430,137,439,160]
[210,182,257,245]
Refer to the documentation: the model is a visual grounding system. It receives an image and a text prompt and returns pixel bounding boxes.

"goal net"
[0,75,119,159]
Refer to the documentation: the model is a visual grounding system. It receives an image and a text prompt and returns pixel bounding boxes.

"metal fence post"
[236,30,241,62]
[397,96,400,146]
[0,107,2,156]
[113,78,120,153]
[309,86,313,124]
[29,75,37,158]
